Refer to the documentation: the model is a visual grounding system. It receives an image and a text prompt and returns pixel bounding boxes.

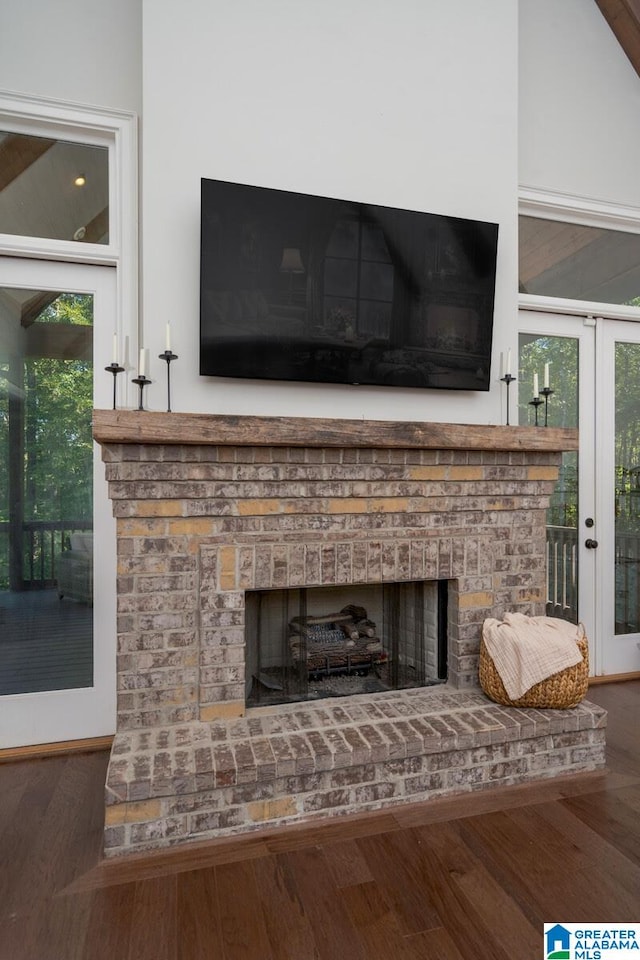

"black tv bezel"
[199,178,499,392]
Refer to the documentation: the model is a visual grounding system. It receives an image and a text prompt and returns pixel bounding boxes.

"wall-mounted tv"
[200,179,499,390]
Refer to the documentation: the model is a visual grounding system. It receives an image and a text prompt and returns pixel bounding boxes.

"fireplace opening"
[245,580,448,707]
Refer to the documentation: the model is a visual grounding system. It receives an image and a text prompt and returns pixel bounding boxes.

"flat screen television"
[200,179,499,390]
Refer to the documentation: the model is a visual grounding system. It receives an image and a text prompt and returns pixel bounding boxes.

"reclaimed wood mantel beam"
[93,409,578,453]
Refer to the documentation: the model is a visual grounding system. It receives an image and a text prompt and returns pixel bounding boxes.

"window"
[519,215,640,305]
[0,131,109,244]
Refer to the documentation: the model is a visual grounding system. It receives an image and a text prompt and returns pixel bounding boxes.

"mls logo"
[545,924,571,959]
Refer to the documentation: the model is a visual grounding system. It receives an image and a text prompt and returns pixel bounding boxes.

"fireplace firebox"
[246,580,448,707]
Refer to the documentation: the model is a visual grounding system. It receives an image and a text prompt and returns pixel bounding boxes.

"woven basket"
[479,628,589,709]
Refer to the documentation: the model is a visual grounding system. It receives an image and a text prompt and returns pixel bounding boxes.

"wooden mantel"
[93,409,579,452]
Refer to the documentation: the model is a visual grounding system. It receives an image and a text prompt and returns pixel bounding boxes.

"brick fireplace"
[93,411,606,857]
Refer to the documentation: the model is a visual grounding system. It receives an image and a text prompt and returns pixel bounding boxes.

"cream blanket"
[482,613,583,700]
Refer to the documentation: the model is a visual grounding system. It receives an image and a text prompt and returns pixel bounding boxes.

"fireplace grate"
[246,580,447,707]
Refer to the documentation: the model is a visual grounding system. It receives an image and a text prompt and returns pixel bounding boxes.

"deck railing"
[546,525,578,623]
[0,519,92,590]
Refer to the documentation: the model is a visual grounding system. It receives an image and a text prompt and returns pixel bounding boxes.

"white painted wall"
[3,1,639,424]
[141,0,518,423]
[519,0,640,208]
[0,0,141,114]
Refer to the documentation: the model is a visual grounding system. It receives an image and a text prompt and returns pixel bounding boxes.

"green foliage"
[24,356,93,521]
[25,294,93,522]
[518,335,579,528]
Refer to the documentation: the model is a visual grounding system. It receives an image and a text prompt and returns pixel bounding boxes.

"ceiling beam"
[0,134,56,193]
[21,292,59,327]
[81,206,109,244]
[595,0,640,77]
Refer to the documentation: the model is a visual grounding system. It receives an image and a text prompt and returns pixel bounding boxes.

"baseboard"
[0,735,114,763]
[588,671,640,686]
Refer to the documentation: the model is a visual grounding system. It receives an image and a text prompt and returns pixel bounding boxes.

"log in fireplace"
[94,411,606,857]
[245,581,447,708]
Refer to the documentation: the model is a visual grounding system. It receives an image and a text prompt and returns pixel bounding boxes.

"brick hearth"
[94,411,606,857]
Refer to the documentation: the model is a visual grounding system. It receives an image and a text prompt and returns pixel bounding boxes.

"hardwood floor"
[1,681,638,960]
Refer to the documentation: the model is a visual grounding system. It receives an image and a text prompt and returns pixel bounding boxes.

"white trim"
[0,90,136,136]
[0,236,117,264]
[519,293,640,323]
[519,185,640,233]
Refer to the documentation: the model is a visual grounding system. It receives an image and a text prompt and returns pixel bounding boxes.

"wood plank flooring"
[1,682,638,960]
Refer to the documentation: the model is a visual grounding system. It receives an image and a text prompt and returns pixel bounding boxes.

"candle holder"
[132,375,151,411]
[159,350,178,412]
[529,396,544,426]
[105,362,124,410]
[500,373,517,425]
[540,386,554,427]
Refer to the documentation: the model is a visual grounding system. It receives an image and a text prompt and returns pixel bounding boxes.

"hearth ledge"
[103,688,606,858]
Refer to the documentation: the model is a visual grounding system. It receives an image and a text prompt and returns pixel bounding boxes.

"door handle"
[585,538,599,549]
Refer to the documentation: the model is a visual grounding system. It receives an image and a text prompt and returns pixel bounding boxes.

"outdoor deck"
[0,588,92,696]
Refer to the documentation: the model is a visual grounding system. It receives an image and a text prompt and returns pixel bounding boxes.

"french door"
[0,257,117,747]
[519,310,640,677]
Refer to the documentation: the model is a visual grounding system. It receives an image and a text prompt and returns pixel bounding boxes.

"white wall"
[141,0,518,422]
[519,0,640,208]
[0,0,142,114]
[6,2,639,423]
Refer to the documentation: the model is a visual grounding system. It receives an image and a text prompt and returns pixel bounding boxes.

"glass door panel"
[614,341,640,636]
[0,289,93,695]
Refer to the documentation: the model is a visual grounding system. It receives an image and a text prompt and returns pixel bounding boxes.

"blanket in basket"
[482,613,583,700]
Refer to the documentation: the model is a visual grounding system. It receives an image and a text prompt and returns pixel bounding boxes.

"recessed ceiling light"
[74,174,86,187]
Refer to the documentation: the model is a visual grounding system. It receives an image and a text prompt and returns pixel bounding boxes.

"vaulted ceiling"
[595,0,640,77]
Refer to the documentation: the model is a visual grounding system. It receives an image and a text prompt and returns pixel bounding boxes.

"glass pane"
[519,334,579,623]
[0,289,93,694]
[0,131,109,244]
[519,216,640,305]
[615,341,640,634]
[324,257,358,298]
[325,218,358,258]
[361,222,392,263]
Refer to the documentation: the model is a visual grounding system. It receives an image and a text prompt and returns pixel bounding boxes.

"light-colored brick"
[104,798,163,825]
[247,797,298,821]
[200,701,245,721]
